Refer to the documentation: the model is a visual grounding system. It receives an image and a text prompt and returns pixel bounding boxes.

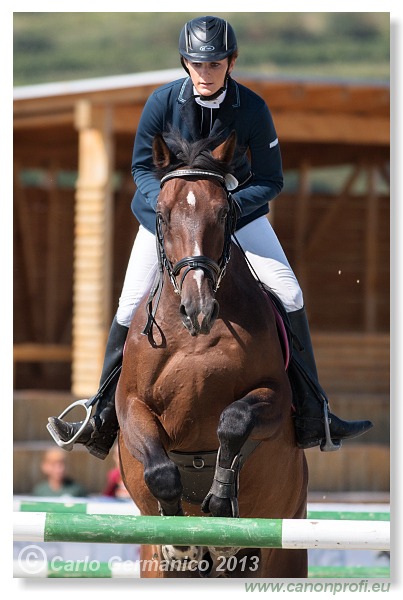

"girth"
[167,438,261,505]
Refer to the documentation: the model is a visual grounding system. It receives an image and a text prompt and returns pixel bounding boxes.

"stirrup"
[46,399,93,451]
[320,400,342,452]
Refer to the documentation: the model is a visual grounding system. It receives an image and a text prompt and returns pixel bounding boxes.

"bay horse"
[116,131,308,578]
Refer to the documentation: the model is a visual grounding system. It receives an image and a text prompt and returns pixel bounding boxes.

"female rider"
[48,16,372,459]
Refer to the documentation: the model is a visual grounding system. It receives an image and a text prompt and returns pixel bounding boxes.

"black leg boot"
[287,307,373,451]
[47,317,128,460]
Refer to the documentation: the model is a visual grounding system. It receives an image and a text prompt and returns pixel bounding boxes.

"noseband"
[142,169,237,337]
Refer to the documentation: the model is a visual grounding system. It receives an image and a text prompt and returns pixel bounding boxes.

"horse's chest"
[160,351,235,396]
[145,343,244,415]
[136,324,274,447]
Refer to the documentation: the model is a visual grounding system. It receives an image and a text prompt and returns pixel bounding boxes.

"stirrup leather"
[320,400,342,452]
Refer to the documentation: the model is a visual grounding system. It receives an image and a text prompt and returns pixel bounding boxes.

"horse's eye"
[219,207,229,222]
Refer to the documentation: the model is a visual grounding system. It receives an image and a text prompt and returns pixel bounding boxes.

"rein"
[142,169,237,337]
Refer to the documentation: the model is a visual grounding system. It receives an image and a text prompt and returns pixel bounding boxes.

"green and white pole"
[13,559,139,578]
[13,499,390,521]
[13,513,390,550]
[13,499,140,515]
[13,560,390,579]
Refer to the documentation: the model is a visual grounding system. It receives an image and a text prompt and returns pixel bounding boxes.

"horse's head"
[153,131,237,336]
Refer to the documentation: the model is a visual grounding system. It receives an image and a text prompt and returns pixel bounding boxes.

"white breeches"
[116,216,303,328]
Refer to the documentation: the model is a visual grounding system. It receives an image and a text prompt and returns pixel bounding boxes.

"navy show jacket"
[131,76,283,233]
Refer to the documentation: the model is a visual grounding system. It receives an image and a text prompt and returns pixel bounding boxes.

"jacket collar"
[178,77,240,141]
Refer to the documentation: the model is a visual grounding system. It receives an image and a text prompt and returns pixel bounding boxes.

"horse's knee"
[144,460,182,504]
[217,400,255,445]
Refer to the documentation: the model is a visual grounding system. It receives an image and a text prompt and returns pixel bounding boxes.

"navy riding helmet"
[179,16,237,62]
[179,16,238,100]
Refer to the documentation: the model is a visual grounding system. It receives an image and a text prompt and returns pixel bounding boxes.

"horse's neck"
[223,243,262,294]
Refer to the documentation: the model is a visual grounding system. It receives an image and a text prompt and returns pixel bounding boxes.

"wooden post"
[365,165,379,332]
[72,100,114,398]
[295,160,310,302]
[46,164,62,343]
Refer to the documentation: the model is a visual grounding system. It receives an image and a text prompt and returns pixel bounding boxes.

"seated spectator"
[31,448,87,497]
[103,443,130,498]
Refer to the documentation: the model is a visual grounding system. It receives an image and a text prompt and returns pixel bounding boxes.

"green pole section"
[44,514,283,548]
[21,502,87,514]
[308,566,390,578]
[49,561,113,578]
[307,511,390,521]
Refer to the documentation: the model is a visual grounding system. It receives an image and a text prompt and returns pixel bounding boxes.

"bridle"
[142,168,237,337]
[158,169,236,293]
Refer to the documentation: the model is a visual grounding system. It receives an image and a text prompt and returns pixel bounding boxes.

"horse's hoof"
[161,544,204,570]
[208,546,241,558]
[198,548,239,578]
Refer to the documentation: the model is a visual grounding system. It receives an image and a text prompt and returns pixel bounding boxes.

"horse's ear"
[152,134,172,169]
[212,131,237,165]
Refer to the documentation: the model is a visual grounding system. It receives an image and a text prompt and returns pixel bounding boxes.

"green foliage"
[13,12,389,86]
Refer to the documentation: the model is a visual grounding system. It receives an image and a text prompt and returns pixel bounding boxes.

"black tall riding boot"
[287,307,373,451]
[47,317,128,460]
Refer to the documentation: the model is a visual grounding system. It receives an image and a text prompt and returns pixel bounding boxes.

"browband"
[160,169,226,188]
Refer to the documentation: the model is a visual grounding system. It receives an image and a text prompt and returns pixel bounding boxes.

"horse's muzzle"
[180,297,219,336]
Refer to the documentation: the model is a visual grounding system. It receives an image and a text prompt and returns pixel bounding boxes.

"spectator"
[31,448,87,497]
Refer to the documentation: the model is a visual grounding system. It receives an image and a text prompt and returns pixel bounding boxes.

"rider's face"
[185,58,235,97]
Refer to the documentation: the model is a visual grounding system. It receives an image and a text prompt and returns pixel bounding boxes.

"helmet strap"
[193,71,230,102]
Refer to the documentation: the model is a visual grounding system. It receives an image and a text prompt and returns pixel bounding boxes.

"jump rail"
[13,500,390,521]
[12,560,390,579]
[13,513,390,551]
[13,500,140,516]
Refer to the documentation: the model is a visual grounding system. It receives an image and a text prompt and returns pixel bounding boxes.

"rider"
[48,15,372,459]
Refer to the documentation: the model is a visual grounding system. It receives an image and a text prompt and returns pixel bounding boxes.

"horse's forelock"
[155,130,230,180]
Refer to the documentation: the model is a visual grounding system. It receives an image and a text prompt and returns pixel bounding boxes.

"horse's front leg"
[118,397,206,575]
[202,384,285,518]
[118,398,183,516]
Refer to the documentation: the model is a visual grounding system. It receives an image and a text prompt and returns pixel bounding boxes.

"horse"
[116,130,308,578]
